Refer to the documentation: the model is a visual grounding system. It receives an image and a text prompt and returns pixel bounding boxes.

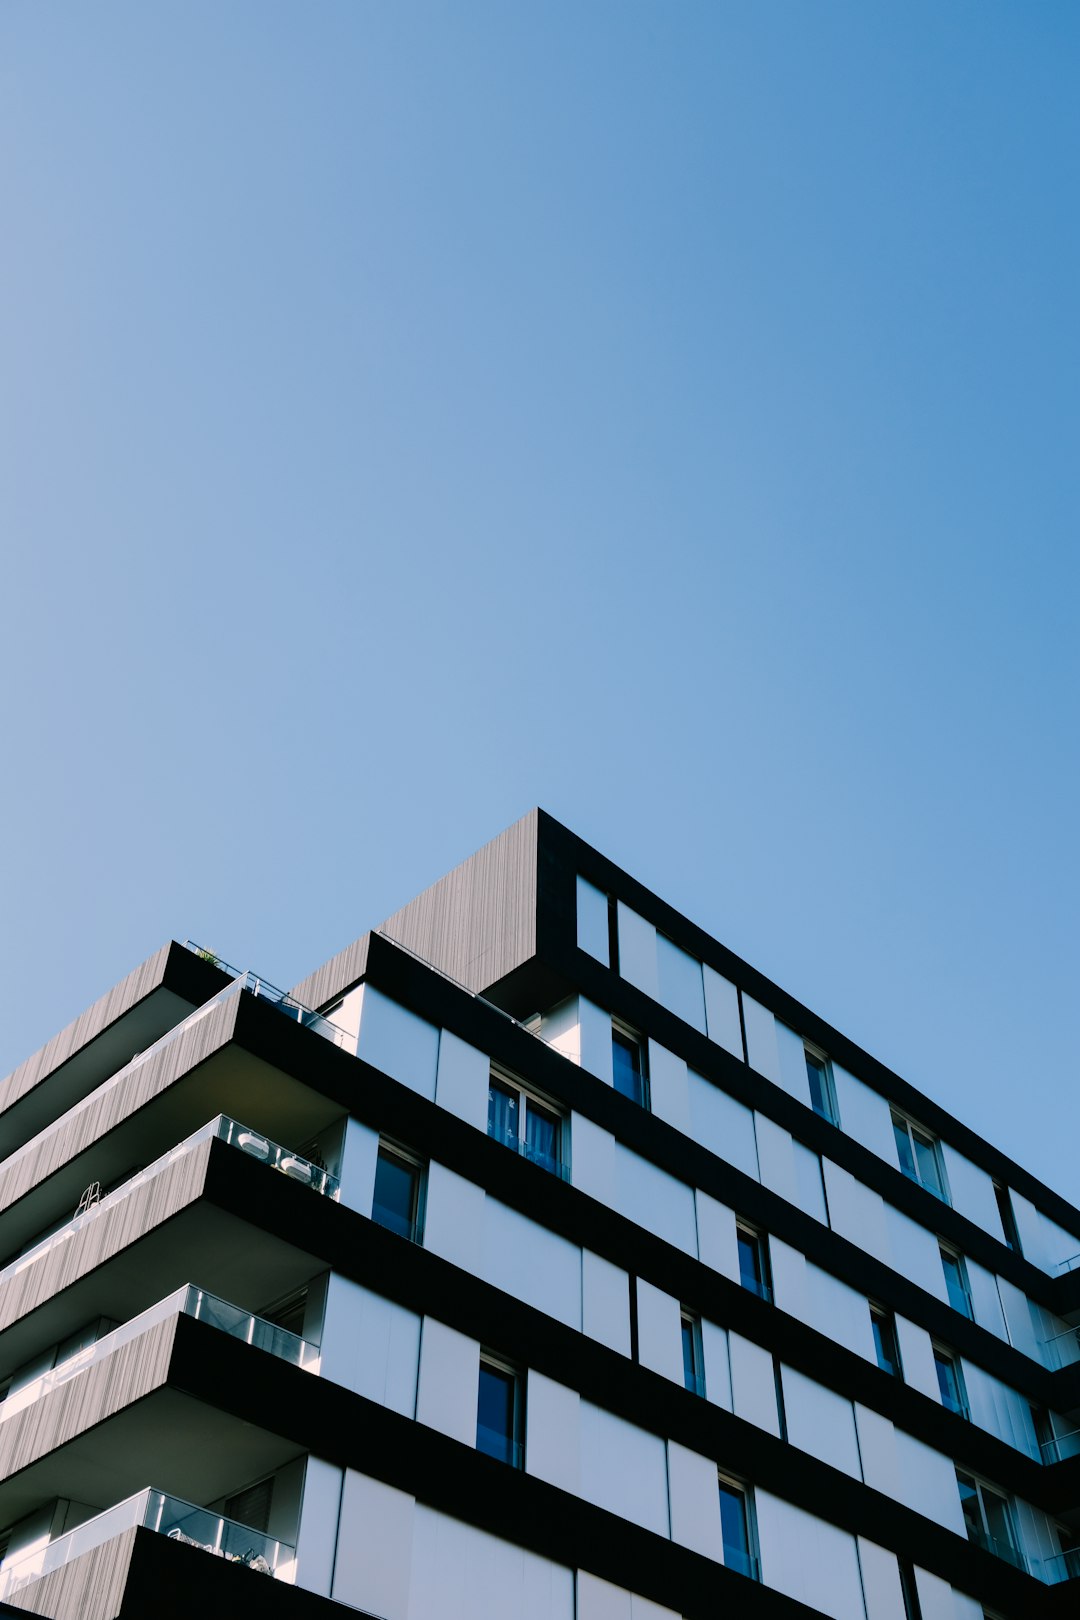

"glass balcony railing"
[1038,1426,1080,1465]
[964,1522,1027,1572]
[0,1487,293,1602]
[182,944,349,1048]
[722,1543,761,1581]
[0,1115,338,1294]
[1041,1321,1080,1371]
[1046,1547,1080,1584]
[475,1424,524,1468]
[0,1283,318,1426]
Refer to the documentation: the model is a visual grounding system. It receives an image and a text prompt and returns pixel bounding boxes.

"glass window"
[612,1027,648,1109]
[681,1311,704,1397]
[891,1110,949,1202]
[477,1357,523,1467]
[870,1306,902,1378]
[736,1225,771,1302]
[939,1245,973,1319]
[718,1477,758,1580]
[994,1184,1022,1253]
[372,1144,423,1242]
[804,1049,839,1125]
[487,1073,564,1176]
[933,1346,968,1418]
[1030,1405,1057,1463]
[956,1470,1022,1569]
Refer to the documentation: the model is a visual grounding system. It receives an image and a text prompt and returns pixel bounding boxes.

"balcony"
[1046,1547,1080,1585]
[0,1487,294,1604]
[183,943,349,1048]
[1043,1321,1080,1372]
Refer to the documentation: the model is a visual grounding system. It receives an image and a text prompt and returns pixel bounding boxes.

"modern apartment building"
[0,808,1076,1620]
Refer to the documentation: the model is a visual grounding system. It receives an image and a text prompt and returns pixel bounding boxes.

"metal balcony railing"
[1040,1321,1080,1371]
[183,943,349,1048]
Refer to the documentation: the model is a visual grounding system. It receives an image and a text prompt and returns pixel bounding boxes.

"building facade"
[0,808,1076,1620]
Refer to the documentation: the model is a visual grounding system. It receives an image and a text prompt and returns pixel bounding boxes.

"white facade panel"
[756,1491,866,1620]
[647,1039,691,1134]
[617,902,659,1000]
[526,1370,581,1495]
[613,1143,697,1255]
[667,1440,723,1559]
[823,1160,890,1264]
[831,1064,896,1163]
[582,1249,631,1356]
[793,1143,829,1224]
[702,965,743,1059]
[686,1071,759,1180]
[482,1197,581,1328]
[893,1430,965,1534]
[333,1471,414,1620]
[700,1319,732,1409]
[776,1021,813,1105]
[320,1276,420,1417]
[295,1457,344,1598]
[424,1161,485,1273]
[415,1318,479,1447]
[339,1117,380,1218]
[754,1113,799,1206]
[939,1144,1003,1241]
[770,1237,809,1321]
[855,1404,899,1497]
[857,1538,906,1620]
[695,1190,740,1281]
[355,985,440,1099]
[728,1331,780,1436]
[742,996,783,1084]
[966,1259,1008,1341]
[964,1363,1037,1455]
[435,1029,489,1133]
[885,1205,948,1303]
[656,934,707,1033]
[576,1573,680,1620]
[408,1503,574,1620]
[571,1111,616,1206]
[912,1567,976,1620]
[636,1278,683,1383]
[540,997,584,1067]
[576,876,610,966]
[804,1262,877,1362]
[783,1366,861,1477]
[579,1402,670,1535]
[579,997,615,1084]
[894,1316,940,1401]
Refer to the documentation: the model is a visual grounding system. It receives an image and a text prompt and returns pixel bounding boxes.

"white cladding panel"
[700,1319,732,1409]
[940,1145,1003,1241]
[857,1538,906,1620]
[823,1160,890,1264]
[356,986,440,1099]
[571,1112,616,1205]
[775,1022,812,1105]
[415,1319,479,1447]
[647,1039,690,1133]
[579,998,615,1084]
[964,1363,1037,1455]
[885,1206,948,1302]
[424,1162,485,1273]
[333,1471,414,1620]
[656,935,707,1033]
[756,1491,866,1620]
[1011,1190,1051,1269]
[295,1457,344,1598]
[320,1276,420,1417]
[577,876,610,966]
[667,1441,723,1559]
[804,1262,877,1362]
[913,1567,980,1620]
[695,1191,740,1283]
[894,1316,940,1401]
[893,1430,965,1534]
[792,1143,829,1223]
[769,1238,808,1322]
[729,1331,780,1436]
[339,1117,379,1217]
[482,1197,581,1328]
[617,902,659,999]
[967,1259,1008,1341]
[541,998,584,1066]
[579,1402,669,1535]
[996,1276,1043,1360]
[855,1404,899,1497]
[435,1029,489,1133]
[526,1371,581,1494]
[576,1572,681,1620]
[782,1366,861,1477]
[831,1065,896,1163]
[408,1503,574,1620]
[582,1250,632,1356]
[687,1072,759,1181]
[702,965,743,1059]
[742,996,782,1083]
[754,1114,799,1205]
[636,1279,683,1383]
[613,1144,697,1255]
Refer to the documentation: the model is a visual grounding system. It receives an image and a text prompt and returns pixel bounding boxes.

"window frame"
[869,1303,903,1378]
[955,1468,1023,1569]
[939,1243,974,1320]
[993,1183,1022,1253]
[680,1309,705,1397]
[803,1043,840,1126]
[891,1109,950,1203]
[717,1472,760,1581]
[476,1351,525,1469]
[735,1222,772,1304]
[487,1068,567,1178]
[611,1020,650,1110]
[932,1343,969,1419]
[371,1139,426,1244]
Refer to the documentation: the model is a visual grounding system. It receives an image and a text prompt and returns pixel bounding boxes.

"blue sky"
[1,3,1076,1201]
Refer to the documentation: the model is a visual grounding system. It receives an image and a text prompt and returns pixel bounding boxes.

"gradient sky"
[1,4,1076,1206]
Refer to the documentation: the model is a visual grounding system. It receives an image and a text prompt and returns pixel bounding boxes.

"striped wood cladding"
[0,1316,177,1482]
[4,1525,138,1620]
[0,946,174,1118]
[0,996,239,1223]
[0,1136,215,1337]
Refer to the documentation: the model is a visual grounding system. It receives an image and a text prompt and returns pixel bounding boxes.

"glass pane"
[872,1313,899,1377]
[477,1363,517,1465]
[681,1318,698,1392]
[372,1151,418,1240]
[737,1230,765,1298]
[934,1351,964,1415]
[941,1251,972,1318]
[981,1488,1014,1552]
[719,1483,754,1578]
[912,1128,944,1198]
[892,1116,918,1181]
[487,1082,520,1149]
[612,1032,644,1104]
[805,1055,831,1120]
[525,1102,560,1173]
[956,1472,982,1541]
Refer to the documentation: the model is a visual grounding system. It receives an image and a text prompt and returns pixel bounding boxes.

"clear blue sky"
[1,4,1076,1202]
